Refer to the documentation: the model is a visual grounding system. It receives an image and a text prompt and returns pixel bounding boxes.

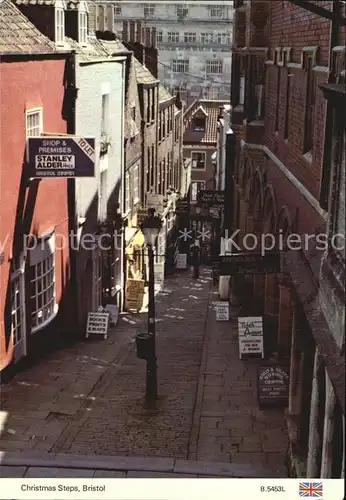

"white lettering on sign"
[86,312,109,336]
[238,316,264,359]
[74,137,95,161]
[214,301,229,321]
[39,140,73,154]
[35,155,75,170]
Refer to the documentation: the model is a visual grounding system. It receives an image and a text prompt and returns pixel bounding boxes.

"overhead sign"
[258,365,290,406]
[147,194,164,214]
[219,251,280,275]
[214,301,229,321]
[125,278,145,311]
[86,312,110,339]
[175,200,189,214]
[238,316,264,359]
[27,137,95,178]
[198,190,225,206]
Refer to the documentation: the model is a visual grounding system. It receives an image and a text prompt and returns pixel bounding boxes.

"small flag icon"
[299,482,323,497]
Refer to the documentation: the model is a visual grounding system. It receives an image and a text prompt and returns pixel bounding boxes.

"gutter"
[0,50,72,61]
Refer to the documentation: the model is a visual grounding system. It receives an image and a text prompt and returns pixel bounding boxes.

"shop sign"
[176,253,187,269]
[86,312,110,339]
[214,301,229,321]
[219,251,281,275]
[125,279,145,311]
[238,316,264,359]
[27,137,95,178]
[198,190,225,206]
[147,194,164,214]
[258,365,290,406]
[154,262,165,291]
[175,200,189,214]
[137,208,148,226]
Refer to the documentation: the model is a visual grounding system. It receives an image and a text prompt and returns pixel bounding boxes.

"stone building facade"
[229,0,345,478]
[112,1,234,105]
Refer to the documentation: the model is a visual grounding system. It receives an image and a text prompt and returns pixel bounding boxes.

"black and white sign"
[258,365,290,406]
[176,253,187,269]
[27,137,95,178]
[215,301,229,321]
[86,312,110,339]
[238,316,264,359]
[198,190,225,206]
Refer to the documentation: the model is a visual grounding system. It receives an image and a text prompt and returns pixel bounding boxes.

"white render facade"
[112,1,234,105]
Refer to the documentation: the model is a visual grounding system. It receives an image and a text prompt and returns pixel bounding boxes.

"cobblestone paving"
[0,268,288,476]
[1,269,211,460]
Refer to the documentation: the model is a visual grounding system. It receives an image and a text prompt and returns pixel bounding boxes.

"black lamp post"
[137,208,162,406]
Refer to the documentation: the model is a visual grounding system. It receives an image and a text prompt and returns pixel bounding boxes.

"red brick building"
[229,0,345,477]
[0,1,71,373]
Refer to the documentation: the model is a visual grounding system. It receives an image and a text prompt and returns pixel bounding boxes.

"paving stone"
[0,466,27,477]
[25,467,94,477]
[94,470,126,478]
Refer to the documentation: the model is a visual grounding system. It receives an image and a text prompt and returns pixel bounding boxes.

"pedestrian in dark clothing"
[191,240,201,278]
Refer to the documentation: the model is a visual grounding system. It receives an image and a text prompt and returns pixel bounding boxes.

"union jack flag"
[299,482,323,497]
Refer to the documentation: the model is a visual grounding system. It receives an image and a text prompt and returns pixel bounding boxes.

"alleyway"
[0,268,287,477]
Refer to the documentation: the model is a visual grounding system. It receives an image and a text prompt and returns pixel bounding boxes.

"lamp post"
[138,208,162,406]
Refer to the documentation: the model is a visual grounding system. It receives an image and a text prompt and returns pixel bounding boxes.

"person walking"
[190,239,201,279]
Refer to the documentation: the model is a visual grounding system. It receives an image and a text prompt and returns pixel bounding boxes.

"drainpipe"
[66,51,79,335]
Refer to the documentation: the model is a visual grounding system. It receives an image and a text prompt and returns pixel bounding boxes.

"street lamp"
[136,208,162,407]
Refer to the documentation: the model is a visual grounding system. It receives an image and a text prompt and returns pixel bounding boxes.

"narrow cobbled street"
[0,268,287,477]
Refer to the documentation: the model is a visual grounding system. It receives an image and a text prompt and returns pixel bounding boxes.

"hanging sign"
[219,251,281,275]
[214,301,229,321]
[86,312,110,339]
[27,137,95,178]
[258,365,290,406]
[238,316,264,359]
[176,253,187,269]
[198,190,225,206]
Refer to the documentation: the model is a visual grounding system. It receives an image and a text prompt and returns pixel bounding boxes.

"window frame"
[191,151,206,170]
[206,59,223,75]
[55,7,65,45]
[191,181,206,202]
[201,33,214,44]
[156,31,163,42]
[143,3,155,17]
[78,11,88,44]
[29,233,57,334]
[210,5,226,19]
[25,108,43,138]
[184,32,196,43]
[168,32,180,43]
[172,59,189,73]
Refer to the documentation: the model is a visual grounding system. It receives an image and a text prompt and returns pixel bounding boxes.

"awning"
[284,249,345,413]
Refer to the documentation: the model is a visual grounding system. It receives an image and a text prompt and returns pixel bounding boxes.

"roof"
[12,0,56,4]
[183,100,230,144]
[0,0,57,55]
[65,36,110,62]
[159,84,173,103]
[133,58,158,85]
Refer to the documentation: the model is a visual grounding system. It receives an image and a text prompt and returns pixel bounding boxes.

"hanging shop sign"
[219,251,281,275]
[175,200,189,215]
[85,312,110,339]
[27,137,95,178]
[176,253,187,269]
[238,316,264,359]
[125,279,145,311]
[147,194,165,214]
[198,190,225,206]
[257,365,290,406]
[214,301,229,321]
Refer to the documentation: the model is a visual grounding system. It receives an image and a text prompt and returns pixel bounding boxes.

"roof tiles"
[0,0,57,54]
[183,99,230,144]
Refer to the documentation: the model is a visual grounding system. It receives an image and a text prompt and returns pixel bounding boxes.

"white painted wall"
[74,57,125,221]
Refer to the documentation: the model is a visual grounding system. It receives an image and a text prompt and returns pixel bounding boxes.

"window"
[26,109,43,137]
[201,33,214,44]
[29,235,55,331]
[184,32,196,43]
[125,171,130,213]
[55,8,65,44]
[210,5,226,18]
[172,59,189,73]
[133,165,139,204]
[304,56,315,154]
[191,181,205,202]
[129,106,139,138]
[284,70,291,139]
[193,117,206,132]
[176,5,188,18]
[79,11,88,44]
[151,87,155,121]
[157,31,163,42]
[101,94,109,135]
[115,4,121,15]
[208,87,219,100]
[216,33,231,44]
[168,32,180,43]
[10,268,23,348]
[206,60,223,75]
[191,151,206,169]
[144,3,155,17]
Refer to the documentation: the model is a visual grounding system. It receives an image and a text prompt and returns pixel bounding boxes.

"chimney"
[122,21,145,64]
[144,28,158,78]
